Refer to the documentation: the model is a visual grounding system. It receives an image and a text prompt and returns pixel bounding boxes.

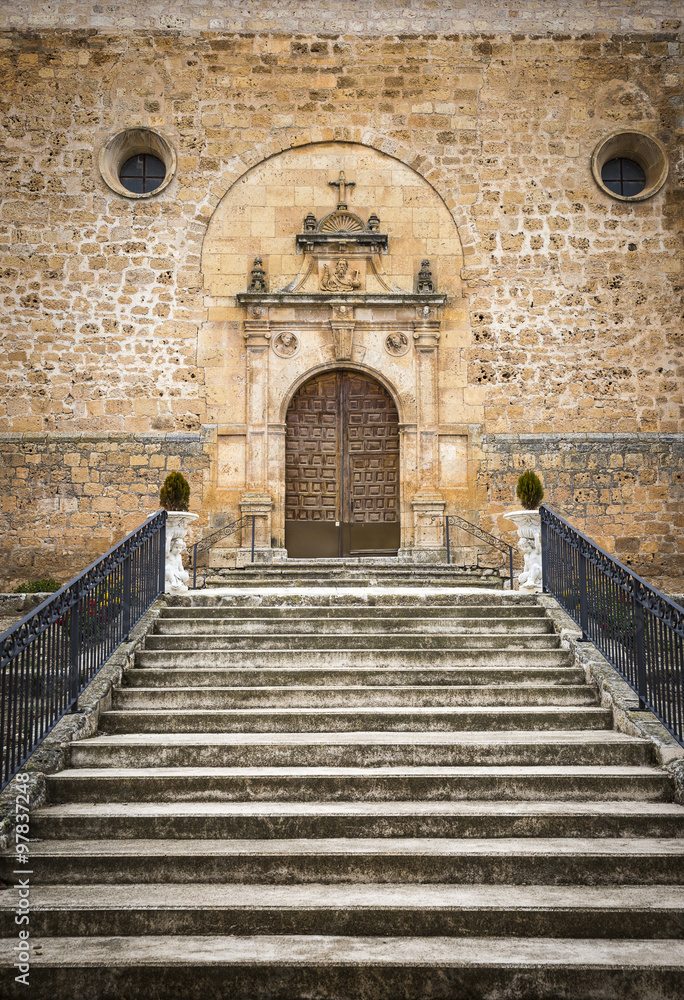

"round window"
[591,131,668,202]
[98,128,176,199]
[600,158,646,198]
[119,154,166,195]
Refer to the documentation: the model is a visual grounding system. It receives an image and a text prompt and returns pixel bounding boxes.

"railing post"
[192,542,198,590]
[579,548,589,640]
[122,544,131,640]
[445,517,450,565]
[634,598,647,710]
[540,509,547,593]
[251,515,256,563]
[68,583,81,712]
[509,546,514,592]
[158,515,166,597]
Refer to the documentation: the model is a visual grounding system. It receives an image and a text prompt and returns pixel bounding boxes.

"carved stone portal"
[235,165,450,560]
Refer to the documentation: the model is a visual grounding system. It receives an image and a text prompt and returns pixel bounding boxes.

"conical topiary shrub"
[159,471,190,512]
[516,469,544,510]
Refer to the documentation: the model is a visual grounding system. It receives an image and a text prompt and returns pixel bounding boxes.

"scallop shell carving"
[319,211,365,233]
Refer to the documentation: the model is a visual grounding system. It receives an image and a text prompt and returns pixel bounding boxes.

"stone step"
[3,883,682,940]
[143,633,562,651]
[98,705,614,734]
[207,580,503,591]
[126,665,585,688]
[68,731,654,769]
[154,616,554,635]
[207,572,499,584]
[172,593,536,608]
[30,800,684,842]
[134,648,574,669]
[44,765,670,804]
[161,604,547,619]
[9,837,684,885]
[2,934,683,1000]
[206,568,497,579]
[112,684,597,710]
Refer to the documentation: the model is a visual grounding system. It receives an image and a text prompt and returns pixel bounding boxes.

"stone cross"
[329,170,355,209]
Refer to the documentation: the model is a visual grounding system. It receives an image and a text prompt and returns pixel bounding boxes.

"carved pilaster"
[413,312,441,490]
[243,316,271,492]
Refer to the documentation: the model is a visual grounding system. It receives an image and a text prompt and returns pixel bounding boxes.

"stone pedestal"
[238,492,275,565]
[164,511,199,594]
[504,509,542,593]
[400,491,446,562]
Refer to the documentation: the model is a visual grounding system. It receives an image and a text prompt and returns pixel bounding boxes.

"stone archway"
[285,369,400,558]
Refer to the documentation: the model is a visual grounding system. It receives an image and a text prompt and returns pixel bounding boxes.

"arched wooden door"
[285,370,400,558]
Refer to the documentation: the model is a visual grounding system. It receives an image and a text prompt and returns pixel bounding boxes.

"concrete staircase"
[2,588,684,998]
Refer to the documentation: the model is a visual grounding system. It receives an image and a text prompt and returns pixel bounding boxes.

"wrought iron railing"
[0,510,167,790]
[192,515,255,588]
[434,514,514,590]
[541,504,684,747]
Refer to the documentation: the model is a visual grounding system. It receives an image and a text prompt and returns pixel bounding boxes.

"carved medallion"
[272,330,299,359]
[385,331,410,357]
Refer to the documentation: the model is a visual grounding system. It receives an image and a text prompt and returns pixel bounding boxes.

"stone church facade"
[0,1,682,587]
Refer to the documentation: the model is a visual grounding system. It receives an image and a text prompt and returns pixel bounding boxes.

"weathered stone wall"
[0,432,210,589]
[0,2,682,585]
[479,433,684,590]
[0,1,681,37]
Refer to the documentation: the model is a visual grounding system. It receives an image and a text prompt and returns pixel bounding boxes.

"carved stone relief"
[320,259,362,292]
[385,331,410,357]
[272,331,300,358]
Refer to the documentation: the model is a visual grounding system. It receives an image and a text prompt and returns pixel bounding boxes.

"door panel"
[285,371,400,557]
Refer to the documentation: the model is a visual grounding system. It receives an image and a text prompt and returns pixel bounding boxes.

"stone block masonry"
[479,433,684,591]
[0,432,210,590]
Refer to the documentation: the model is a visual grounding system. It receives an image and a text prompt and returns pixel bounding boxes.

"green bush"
[516,469,544,510]
[159,471,190,512]
[14,578,61,594]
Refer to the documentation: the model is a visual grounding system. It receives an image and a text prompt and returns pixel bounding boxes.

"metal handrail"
[540,503,684,747]
[192,515,255,588]
[433,514,514,590]
[0,509,167,790]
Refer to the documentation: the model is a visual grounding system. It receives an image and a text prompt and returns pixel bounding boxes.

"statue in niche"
[272,331,299,358]
[320,258,361,292]
[385,331,410,357]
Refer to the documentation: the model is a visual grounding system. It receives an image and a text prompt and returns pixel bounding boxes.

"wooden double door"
[285,370,400,557]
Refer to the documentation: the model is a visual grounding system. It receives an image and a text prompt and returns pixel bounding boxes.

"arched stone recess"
[200,140,483,564]
[197,130,477,263]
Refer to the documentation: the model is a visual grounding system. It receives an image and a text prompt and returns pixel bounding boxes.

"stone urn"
[164,511,199,594]
[504,509,542,593]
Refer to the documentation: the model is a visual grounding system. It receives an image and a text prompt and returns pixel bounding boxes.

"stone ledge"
[0,431,205,444]
[0,597,167,851]
[482,432,684,445]
[538,594,684,800]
